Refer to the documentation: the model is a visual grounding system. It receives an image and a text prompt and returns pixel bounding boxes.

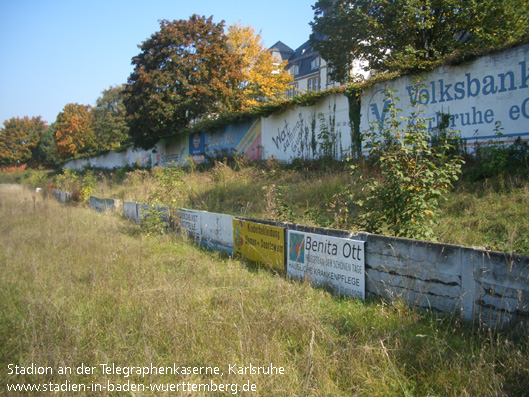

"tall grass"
[80,159,529,255]
[1,184,528,395]
[2,157,528,255]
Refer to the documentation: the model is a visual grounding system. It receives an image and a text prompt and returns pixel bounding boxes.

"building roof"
[269,41,295,62]
[270,34,326,80]
[286,40,320,79]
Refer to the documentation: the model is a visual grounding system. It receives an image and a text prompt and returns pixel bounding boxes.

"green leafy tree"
[124,14,244,149]
[351,82,464,239]
[34,123,59,167]
[311,0,529,80]
[55,103,95,159]
[92,85,130,151]
[0,116,46,167]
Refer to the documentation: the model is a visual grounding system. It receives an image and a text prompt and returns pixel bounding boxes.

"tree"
[351,83,463,239]
[0,116,46,167]
[124,15,244,149]
[92,85,130,151]
[34,123,59,167]
[55,103,95,159]
[227,23,293,109]
[310,0,529,81]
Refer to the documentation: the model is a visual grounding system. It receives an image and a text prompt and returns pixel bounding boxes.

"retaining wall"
[52,189,71,203]
[110,199,528,329]
[89,196,122,213]
[64,43,529,171]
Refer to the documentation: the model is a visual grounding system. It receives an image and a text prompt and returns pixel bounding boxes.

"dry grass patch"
[1,184,528,395]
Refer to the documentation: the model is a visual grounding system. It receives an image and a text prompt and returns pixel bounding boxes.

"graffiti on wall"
[205,119,262,161]
[270,113,309,159]
[265,97,351,161]
[161,146,187,166]
[175,119,263,164]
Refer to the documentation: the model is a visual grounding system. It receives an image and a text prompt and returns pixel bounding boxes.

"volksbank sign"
[287,231,365,299]
[363,44,529,146]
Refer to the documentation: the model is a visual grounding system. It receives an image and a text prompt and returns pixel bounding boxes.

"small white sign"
[201,211,234,254]
[288,231,365,299]
[177,209,201,238]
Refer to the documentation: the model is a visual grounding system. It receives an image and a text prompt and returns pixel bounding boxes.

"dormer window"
[311,57,320,70]
[290,64,300,75]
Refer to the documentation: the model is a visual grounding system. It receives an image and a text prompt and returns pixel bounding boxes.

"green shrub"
[351,82,464,239]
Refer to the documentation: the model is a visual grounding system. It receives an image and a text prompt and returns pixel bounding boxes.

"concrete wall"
[157,118,263,167]
[261,93,351,161]
[63,44,528,171]
[95,196,528,329]
[52,189,71,203]
[89,196,121,213]
[65,145,154,171]
[361,43,529,148]
[283,223,529,328]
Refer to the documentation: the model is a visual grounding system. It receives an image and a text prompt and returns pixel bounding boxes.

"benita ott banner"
[287,231,365,299]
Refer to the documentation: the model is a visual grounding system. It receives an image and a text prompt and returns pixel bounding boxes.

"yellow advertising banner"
[233,219,285,271]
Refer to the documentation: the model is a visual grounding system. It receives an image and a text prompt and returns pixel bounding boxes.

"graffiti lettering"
[271,114,307,158]
[206,131,237,149]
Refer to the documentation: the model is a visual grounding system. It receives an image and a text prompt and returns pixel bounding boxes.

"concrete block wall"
[89,196,121,213]
[52,189,71,203]
[85,199,529,329]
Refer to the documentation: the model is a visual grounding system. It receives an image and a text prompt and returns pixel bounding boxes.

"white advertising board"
[177,209,201,239]
[200,211,234,254]
[287,230,365,299]
[176,209,234,254]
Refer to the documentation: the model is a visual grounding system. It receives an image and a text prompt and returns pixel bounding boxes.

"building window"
[286,83,299,98]
[308,77,320,92]
[290,64,300,75]
[310,57,320,70]
[327,67,335,85]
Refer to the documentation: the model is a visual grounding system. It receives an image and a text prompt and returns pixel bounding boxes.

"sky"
[0,0,315,125]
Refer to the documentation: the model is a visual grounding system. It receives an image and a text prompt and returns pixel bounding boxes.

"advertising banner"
[287,230,365,299]
[177,209,201,239]
[189,132,205,163]
[200,211,234,254]
[233,219,285,271]
[361,44,529,147]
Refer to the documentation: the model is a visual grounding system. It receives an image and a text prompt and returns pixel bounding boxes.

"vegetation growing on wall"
[350,83,464,239]
[311,0,529,80]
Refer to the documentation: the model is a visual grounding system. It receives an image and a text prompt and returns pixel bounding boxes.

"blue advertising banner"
[189,132,205,163]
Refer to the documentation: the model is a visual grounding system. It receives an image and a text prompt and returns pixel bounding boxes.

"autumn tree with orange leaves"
[228,23,293,109]
[55,103,95,158]
[0,116,46,166]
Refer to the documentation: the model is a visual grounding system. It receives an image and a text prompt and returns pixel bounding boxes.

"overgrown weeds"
[1,134,527,254]
[1,184,527,395]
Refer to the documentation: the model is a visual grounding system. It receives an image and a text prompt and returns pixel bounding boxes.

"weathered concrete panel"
[365,234,462,281]
[123,201,140,223]
[52,189,71,203]
[89,196,121,213]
